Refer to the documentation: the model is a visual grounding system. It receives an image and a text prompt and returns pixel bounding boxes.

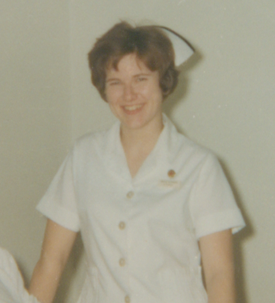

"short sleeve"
[190,153,245,239]
[36,151,80,232]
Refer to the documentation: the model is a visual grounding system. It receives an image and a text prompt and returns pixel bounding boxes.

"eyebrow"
[133,73,151,77]
[106,73,152,82]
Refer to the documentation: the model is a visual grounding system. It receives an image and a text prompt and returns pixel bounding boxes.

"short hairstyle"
[88,22,179,101]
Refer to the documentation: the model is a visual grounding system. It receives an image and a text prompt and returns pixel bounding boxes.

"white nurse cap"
[157,26,194,66]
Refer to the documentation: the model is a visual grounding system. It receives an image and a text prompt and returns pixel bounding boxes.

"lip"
[122,104,144,115]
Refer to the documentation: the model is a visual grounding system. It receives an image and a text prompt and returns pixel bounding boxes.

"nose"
[123,83,137,102]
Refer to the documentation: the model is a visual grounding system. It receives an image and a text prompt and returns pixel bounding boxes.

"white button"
[125,295,130,303]
[119,258,126,266]
[119,221,126,230]
[126,191,134,199]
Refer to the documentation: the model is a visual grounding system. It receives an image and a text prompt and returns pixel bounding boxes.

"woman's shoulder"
[71,132,106,160]
[178,134,218,168]
[71,122,119,156]
[164,114,214,160]
[168,123,215,163]
[75,128,109,147]
[170,132,224,186]
[182,135,215,158]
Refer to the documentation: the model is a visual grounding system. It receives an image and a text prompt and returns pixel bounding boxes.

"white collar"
[101,114,181,184]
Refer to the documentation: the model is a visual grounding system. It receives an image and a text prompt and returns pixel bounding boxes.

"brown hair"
[88,22,179,101]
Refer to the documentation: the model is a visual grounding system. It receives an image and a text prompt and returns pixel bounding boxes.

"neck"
[120,117,164,152]
[119,115,164,178]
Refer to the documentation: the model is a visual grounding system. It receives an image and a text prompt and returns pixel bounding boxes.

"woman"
[29,22,245,303]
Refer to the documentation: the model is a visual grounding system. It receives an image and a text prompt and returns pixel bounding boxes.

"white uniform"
[37,115,245,303]
[0,248,39,303]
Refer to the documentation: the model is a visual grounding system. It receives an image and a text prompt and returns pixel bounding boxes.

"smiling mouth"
[123,105,143,111]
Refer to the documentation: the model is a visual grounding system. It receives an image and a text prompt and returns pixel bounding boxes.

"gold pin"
[168,169,176,178]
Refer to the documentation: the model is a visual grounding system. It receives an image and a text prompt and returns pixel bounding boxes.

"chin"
[125,118,155,131]
[123,122,144,130]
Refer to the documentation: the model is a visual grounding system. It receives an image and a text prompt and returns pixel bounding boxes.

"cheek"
[105,87,122,104]
[145,85,163,103]
[105,91,121,115]
[105,90,115,105]
[107,100,120,118]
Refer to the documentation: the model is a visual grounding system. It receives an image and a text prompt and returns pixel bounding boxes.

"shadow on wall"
[220,160,253,303]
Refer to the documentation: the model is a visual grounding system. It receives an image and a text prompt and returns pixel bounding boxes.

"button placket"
[120,188,134,303]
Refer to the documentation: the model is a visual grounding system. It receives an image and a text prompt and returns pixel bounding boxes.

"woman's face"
[105,53,163,131]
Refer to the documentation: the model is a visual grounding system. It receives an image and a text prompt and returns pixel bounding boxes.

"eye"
[108,80,121,86]
[136,76,147,82]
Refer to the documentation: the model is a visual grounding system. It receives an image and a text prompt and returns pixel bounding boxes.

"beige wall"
[0,0,72,294]
[1,1,275,303]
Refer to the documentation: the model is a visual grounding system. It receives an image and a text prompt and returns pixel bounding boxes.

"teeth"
[124,105,142,111]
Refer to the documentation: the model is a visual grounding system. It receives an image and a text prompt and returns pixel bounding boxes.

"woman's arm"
[29,219,78,303]
[199,229,235,303]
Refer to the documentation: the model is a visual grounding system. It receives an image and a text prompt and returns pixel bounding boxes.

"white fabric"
[37,115,245,303]
[159,27,194,66]
[0,248,39,303]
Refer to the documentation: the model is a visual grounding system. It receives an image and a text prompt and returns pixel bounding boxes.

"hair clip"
[157,26,194,66]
